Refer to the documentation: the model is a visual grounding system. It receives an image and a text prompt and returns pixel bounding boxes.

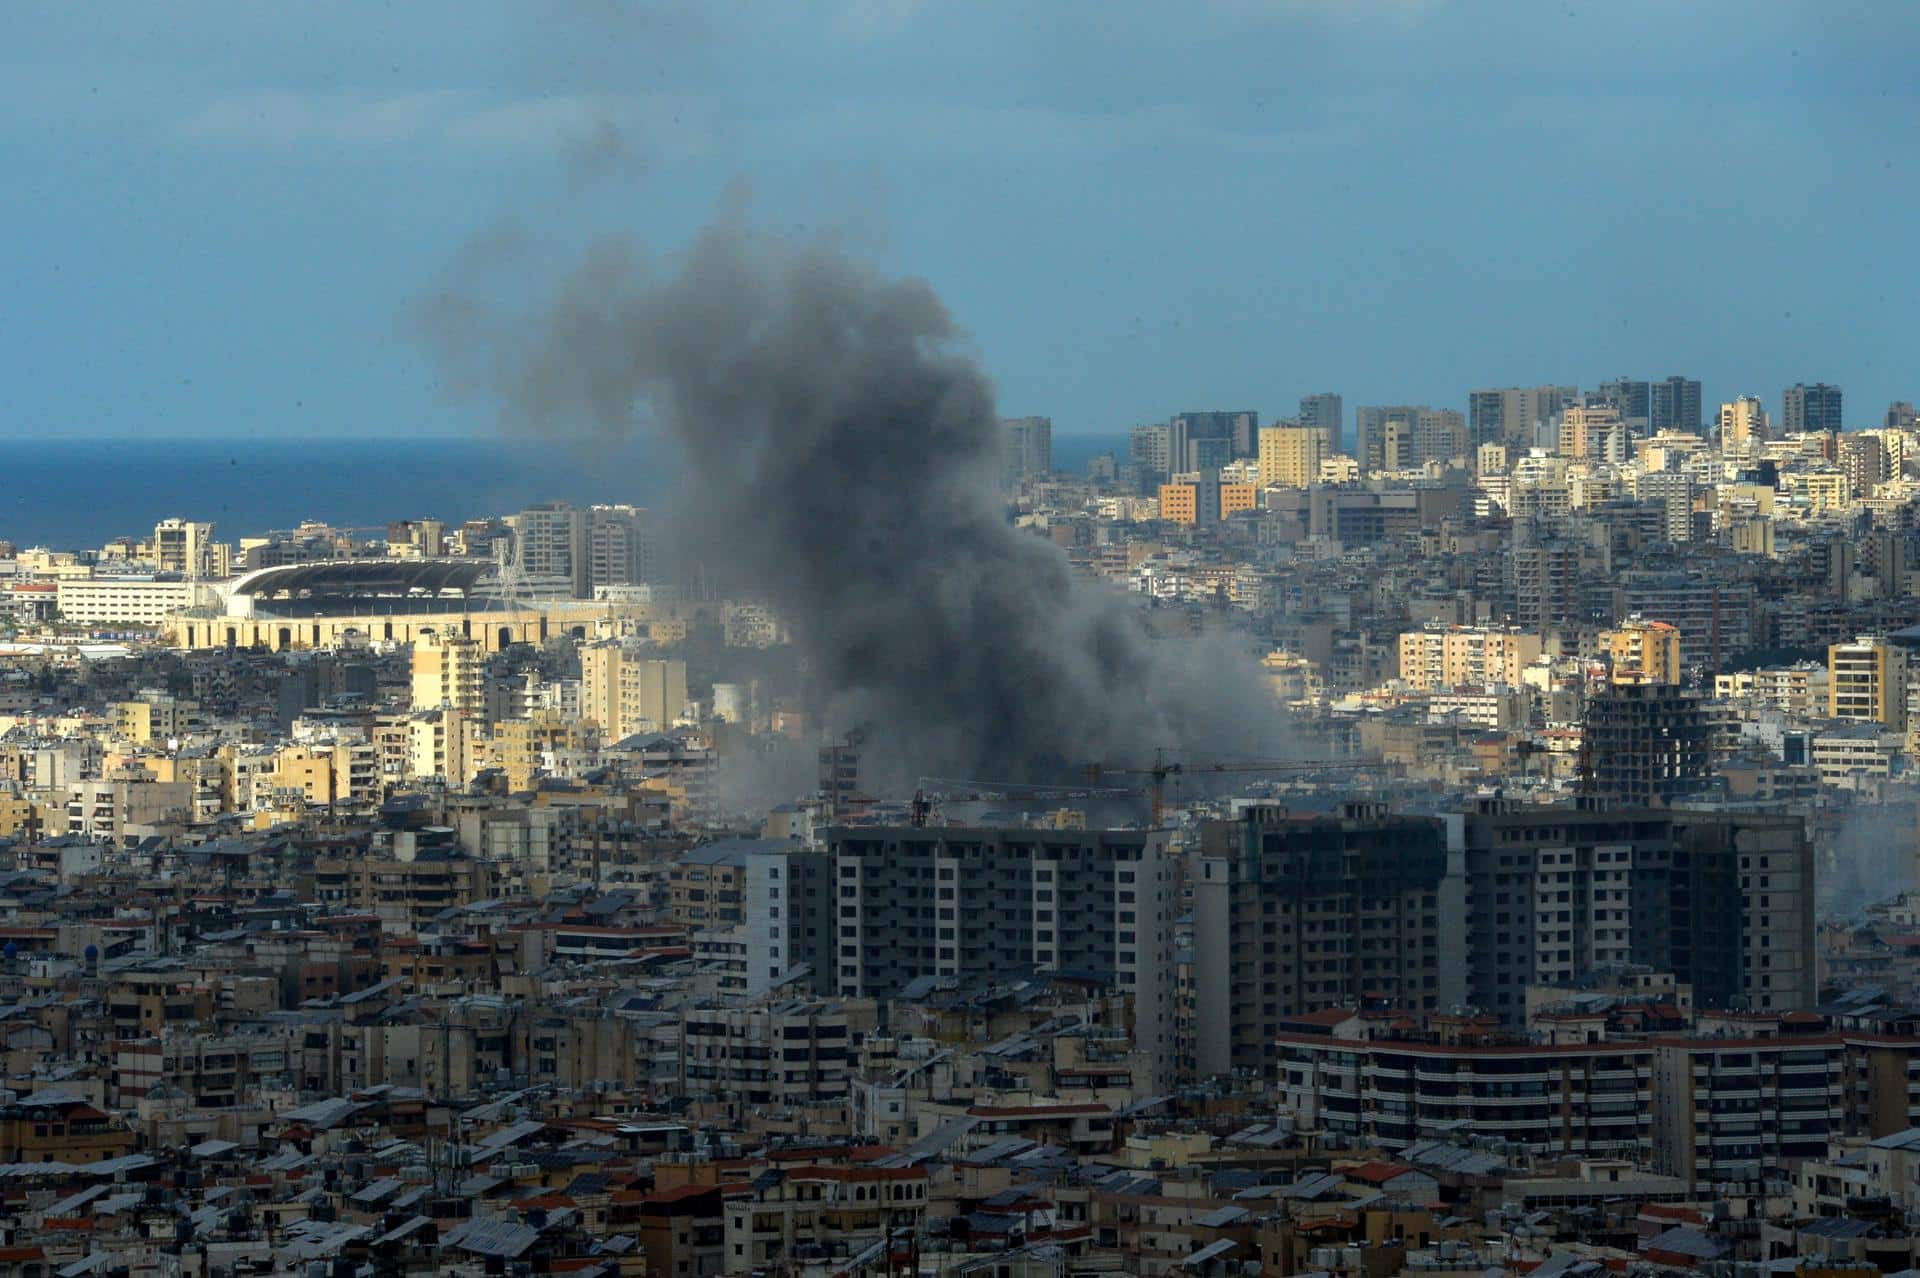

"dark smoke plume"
[418,197,1283,784]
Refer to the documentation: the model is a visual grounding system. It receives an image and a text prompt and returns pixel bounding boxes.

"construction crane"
[1086,748,1390,827]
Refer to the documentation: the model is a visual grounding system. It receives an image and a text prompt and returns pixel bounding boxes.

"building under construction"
[1581,680,1713,806]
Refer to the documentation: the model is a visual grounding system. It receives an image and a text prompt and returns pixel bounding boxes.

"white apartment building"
[56,577,215,627]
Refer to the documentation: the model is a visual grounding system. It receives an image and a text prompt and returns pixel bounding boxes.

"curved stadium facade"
[163,558,641,653]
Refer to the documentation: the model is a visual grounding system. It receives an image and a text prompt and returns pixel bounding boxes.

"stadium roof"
[227,558,492,600]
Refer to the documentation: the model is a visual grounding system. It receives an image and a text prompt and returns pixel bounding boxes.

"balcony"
[1474,1116,1555,1132]
[1468,1069,1554,1086]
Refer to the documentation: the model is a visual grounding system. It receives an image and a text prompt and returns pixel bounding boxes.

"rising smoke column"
[419,199,1281,783]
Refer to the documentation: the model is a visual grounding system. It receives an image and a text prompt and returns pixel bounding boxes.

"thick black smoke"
[419,198,1283,784]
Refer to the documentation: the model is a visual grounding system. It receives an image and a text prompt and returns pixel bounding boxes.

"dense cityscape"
[0,378,1917,1276]
[12,0,1920,1273]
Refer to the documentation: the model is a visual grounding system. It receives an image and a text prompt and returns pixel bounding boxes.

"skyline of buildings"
[11,1,1920,1268]
[1,364,1919,1274]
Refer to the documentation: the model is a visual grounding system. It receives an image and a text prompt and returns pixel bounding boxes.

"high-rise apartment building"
[827,825,1175,1082]
[1581,682,1714,806]
[1129,423,1180,482]
[1190,803,1465,1078]
[1510,539,1581,633]
[1783,382,1844,434]
[743,845,835,997]
[1174,410,1258,460]
[1378,416,1414,471]
[1561,403,1628,461]
[409,628,484,713]
[1871,428,1911,476]
[586,504,656,592]
[1460,801,1815,1022]
[1649,376,1703,433]
[1612,573,1755,677]
[1000,416,1052,488]
[1718,395,1769,446]
[513,502,590,597]
[1396,624,1543,692]
[1467,389,1506,451]
[1412,408,1469,469]
[1355,406,1412,473]
[1595,376,1651,431]
[579,642,689,741]
[1355,406,1465,473]
[1256,425,1328,489]
[1469,386,1574,451]
[1838,433,1890,499]
[152,519,218,579]
[1183,435,1234,473]
[1634,470,1696,543]
[1829,635,1909,733]
[1887,401,1918,431]
[1297,393,1343,456]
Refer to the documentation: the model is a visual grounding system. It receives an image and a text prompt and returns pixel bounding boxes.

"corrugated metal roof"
[444,1217,540,1258]
[1181,1238,1237,1267]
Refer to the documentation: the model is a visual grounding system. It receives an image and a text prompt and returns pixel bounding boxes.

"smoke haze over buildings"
[416,195,1282,783]
[1822,804,1920,921]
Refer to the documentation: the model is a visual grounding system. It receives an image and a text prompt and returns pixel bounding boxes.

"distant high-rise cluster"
[1297,392,1343,455]
[1783,381,1844,433]
[999,414,1052,488]
[508,501,657,599]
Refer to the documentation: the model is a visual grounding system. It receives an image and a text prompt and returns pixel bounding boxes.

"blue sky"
[2,0,1915,440]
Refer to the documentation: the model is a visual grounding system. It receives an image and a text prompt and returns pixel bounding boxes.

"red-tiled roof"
[1343,1162,1418,1185]
[1641,1204,1706,1224]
